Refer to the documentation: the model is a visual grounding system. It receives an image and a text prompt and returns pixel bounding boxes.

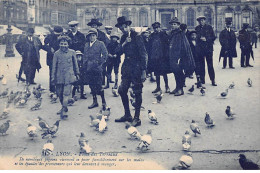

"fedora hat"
[152,22,161,28]
[53,26,63,34]
[86,28,98,37]
[115,16,132,28]
[110,32,120,40]
[169,17,180,25]
[87,18,102,26]
[196,16,206,21]
[27,27,35,34]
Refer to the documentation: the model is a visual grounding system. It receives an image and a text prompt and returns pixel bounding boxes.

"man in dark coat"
[168,17,195,96]
[219,20,237,69]
[82,28,108,109]
[44,26,63,92]
[148,22,171,93]
[15,28,43,85]
[114,16,148,127]
[67,21,87,99]
[238,23,253,67]
[195,16,217,86]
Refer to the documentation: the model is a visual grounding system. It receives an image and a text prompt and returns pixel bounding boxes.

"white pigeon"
[178,153,193,169]
[190,120,201,137]
[125,122,142,140]
[81,141,92,154]
[148,110,158,125]
[27,124,37,139]
[137,130,152,151]
[89,115,100,129]
[182,131,191,151]
[42,140,54,156]
[98,115,107,133]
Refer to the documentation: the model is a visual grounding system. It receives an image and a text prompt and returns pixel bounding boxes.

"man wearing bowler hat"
[219,19,237,69]
[195,16,217,86]
[114,16,148,127]
[44,25,64,93]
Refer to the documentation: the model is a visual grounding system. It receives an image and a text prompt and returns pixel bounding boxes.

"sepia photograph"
[0,0,260,170]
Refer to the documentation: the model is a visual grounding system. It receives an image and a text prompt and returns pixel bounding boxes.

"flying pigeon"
[148,110,158,125]
[200,87,205,96]
[137,130,152,151]
[190,120,201,137]
[225,106,235,119]
[98,115,107,133]
[27,124,37,139]
[41,120,61,138]
[0,88,9,98]
[172,153,193,170]
[182,131,191,151]
[125,122,142,140]
[89,115,100,129]
[31,98,42,111]
[0,120,11,135]
[67,98,75,106]
[188,85,194,94]
[239,154,259,170]
[37,116,50,131]
[42,140,54,156]
[247,78,252,87]
[112,87,119,97]
[229,82,235,89]
[204,112,215,127]
[218,89,228,98]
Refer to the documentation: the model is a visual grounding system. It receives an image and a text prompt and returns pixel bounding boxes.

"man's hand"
[141,70,146,83]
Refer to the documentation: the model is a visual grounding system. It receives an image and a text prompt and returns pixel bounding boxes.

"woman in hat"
[51,35,80,118]
[82,28,108,109]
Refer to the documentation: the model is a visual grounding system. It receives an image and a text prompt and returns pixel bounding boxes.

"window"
[186,8,195,27]
[139,9,148,26]
[204,7,213,25]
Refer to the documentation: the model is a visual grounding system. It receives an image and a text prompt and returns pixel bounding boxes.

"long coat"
[44,33,60,66]
[15,35,43,73]
[168,29,195,71]
[51,49,80,85]
[219,28,237,58]
[238,29,251,50]
[67,31,86,53]
[81,40,108,85]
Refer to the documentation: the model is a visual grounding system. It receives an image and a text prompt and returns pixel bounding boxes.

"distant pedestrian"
[250,28,258,48]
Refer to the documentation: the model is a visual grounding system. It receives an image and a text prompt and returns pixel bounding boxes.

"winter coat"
[219,28,237,58]
[238,29,251,50]
[67,30,86,53]
[44,33,60,66]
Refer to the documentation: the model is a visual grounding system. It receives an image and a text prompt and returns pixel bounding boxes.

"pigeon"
[112,87,119,97]
[36,84,47,92]
[1,76,7,85]
[35,90,42,99]
[239,154,259,170]
[247,78,252,87]
[188,85,194,94]
[73,95,78,101]
[50,94,58,103]
[0,120,11,135]
[89,115,100,129]
[125,122,142,140]
[27,124,37,139]
[98,115,107,133]
[204,112,215,127]
[41,120,61,138]
[7,91,17,103]
[49,92,54,98]
[130,98,145,110]
[0,75,4,80]
[42,140,54,156]
[0,107,10,120]
[229,82,235,89]
[172,153,193,170]
[80,140,92,154]
[67,98,75,106]
[24,87,31,99]
[190,120,201,137]
[15,98,27,107]
[200,87,205,96]
[78,132,87,147]
[225,106,235,119]
[148,110,158,125]
[0,88,9,98]
[218,89,229,98]
[32,87,37,95]
[37,116,50,131]
[182,131,191,151]
[31,98,42,111]
[154,90,163,103]
[137,130,152,151]
[99,106,111,120]
[14,91,23,105]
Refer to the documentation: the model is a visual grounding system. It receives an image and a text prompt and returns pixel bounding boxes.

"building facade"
[75,0,260,34]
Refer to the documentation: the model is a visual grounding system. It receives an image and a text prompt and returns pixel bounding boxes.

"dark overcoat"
[67,31,86,53]
[44,33,60,66]
[219,28,237,58]
[238,29,252,50]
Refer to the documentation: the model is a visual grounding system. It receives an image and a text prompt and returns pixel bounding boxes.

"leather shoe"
[174,89,184,96]
[152,88,161,93]
[212,81,217,86]
[80,95,87,99]
[131,118,141,127]
[165,87,170,93]
[246,64,253,67]
[115,115,133,123]
[88,102,98,109]
[229,67,235,69]
[170,88,178,94]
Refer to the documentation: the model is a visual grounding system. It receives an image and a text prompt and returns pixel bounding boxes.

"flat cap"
[86,28,98,36]
[68,21,79,26]
[53,26,63,33]
[105,26,113,29]
[196,16,206,21]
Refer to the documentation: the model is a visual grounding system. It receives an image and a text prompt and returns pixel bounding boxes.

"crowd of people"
[14,15,257,127]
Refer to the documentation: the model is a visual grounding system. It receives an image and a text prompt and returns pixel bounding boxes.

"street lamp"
[3,0,15,57]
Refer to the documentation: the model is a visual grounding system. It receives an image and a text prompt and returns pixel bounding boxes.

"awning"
[0,25,24,36]
[34,26,50,36]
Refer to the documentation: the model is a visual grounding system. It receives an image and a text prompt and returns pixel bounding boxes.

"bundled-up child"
[104,32,122,89]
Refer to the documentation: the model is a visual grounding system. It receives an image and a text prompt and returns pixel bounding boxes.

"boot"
[115,114,133,122]
[211,80,217,86]
[152,87,161,93]
[88,95,98,109]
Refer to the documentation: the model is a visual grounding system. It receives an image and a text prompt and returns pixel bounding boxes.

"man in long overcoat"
[195,16,217,86]
[15,28,43,85]
[219,20,237,69]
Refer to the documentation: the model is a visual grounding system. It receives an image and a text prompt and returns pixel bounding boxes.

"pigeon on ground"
[49,92,54,98]
[217,88,229,98]
[125,122,142,140]
[182,131,191,151]
[89,115,100,129]
[50,94,58,103]
[239,154,259,170]
[188,85,194,94]
[190,120,201,137]
[67,98,75,106]
[73,95,78,101]
[229,82,235,89]
[204,112,215,127]
[247,78,252,87]
[35,90,42,99]
[14,91,23,105]
[78,133,92,153]
[200,87,205,96]
[225,106,235,119]
[7,91,17,103]
[27,124,37,139]
[0,75,4,80]
[15,98,27,107]
[172,153,193,170]
[130,98,145,110]
[148,110,158,125]
[37,116,50,131]
[100,106,111,119]
[42,140,54,156]
[24,86,31,99]
[0,88,9,98]
[0,107,10,120]
[98,115,107,133]
[36,84,47,92]
[0,120,11,135]
[78,132,87,147]
[137,130,152,151]
[41,120,61,138]
[112,87,119,97]
[31,98,42,111]
[154,90,163,103]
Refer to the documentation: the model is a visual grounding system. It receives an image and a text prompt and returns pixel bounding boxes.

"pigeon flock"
[0,74,259,170]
